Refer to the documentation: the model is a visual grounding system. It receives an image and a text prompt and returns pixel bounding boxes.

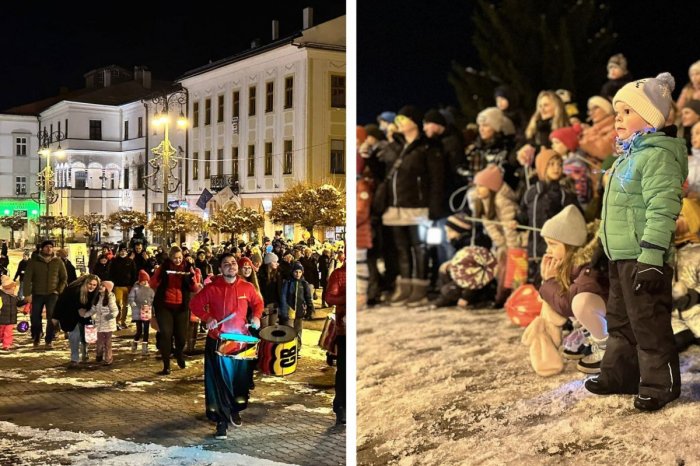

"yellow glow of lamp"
[176,111,187,128]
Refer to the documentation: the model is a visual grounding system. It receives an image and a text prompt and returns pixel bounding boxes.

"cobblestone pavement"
[0,251,345,465]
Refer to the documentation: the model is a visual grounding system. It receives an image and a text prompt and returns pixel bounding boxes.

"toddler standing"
[85,280,118,365]
[0,276,26,351]
[128,270,155,355]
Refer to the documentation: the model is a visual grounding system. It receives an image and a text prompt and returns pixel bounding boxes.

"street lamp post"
[144,88,187,246]
[31,127,66,241]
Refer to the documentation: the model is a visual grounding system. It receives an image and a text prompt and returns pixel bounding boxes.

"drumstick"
[212,312,237,329]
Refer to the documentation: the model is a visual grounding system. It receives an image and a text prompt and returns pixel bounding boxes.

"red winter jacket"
[149,260,201,307]
[538,263,609,318]
[325,264,346,336]
[189,275,264,339]
[357,177,373,250]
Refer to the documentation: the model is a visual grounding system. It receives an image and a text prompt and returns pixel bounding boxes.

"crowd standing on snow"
[0,229,347,438]
[358,55,700,412]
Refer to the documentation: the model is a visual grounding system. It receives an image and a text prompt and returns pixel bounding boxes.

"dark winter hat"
[292,261,304,273]
[494,85,519,107]
[683,100,700,118]
[445,213,472,235]
[397,105,424,126]
[364,124,385,141]
[607,53,628,74]
[40,240,54,248]
[613,72,675,129]
[423,109,447,127]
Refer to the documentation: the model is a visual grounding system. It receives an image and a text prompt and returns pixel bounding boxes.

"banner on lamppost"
[196,188,213,210]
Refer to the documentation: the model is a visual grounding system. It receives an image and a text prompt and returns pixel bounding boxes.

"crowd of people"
[0,230,347,438]
[357,55,700,412]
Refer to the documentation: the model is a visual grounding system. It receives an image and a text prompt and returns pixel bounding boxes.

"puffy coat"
[0,290,26,325]
[149,259,201,307]
[325,265,346,336]
[85,292,118,333]
[128,283,156,321]
[280,278,314,318]
[477,183,520,249]
[539,264,609,318]
[189,275,264,340]
[108,256,137,287]
[24,253,67,296]
[600,132,688,266]
[357,177,373,250]
[464,134,518,190]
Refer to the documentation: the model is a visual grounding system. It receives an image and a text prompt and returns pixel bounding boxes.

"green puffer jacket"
[24,253,68,296]
[599,132,688,266]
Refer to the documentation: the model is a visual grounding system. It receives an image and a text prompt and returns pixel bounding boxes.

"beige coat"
[479,183,520,249]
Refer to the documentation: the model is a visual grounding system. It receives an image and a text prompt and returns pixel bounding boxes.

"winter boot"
[131,340,138,352]
[405,279,430,308]
[577,335,607,374]
[141,342,149,355]
[160,359,171,375]
[389,277,413,307]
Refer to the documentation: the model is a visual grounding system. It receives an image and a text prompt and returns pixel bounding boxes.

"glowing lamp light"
[3,210,9,215]
[426,225,443,245]
[262,199,272,212]
[31,210,38,215]
[176,112,187,128]
[38,148,50,157]
[54,150,66,158]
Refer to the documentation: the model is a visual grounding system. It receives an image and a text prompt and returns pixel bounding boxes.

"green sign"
[0,200,41,219]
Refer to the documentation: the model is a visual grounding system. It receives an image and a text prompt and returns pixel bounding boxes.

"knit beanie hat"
[238,257,254,269]
[476,107,506,133]
[535,148,562,181]
[102,281,114,293]
[397,105,423,127]
[549,124,582,152]
[264,252,279,265]
[377,111,397,124]
[613,72,675,129]
[445,213,472,235]
[423,109,447,127]
[540,205,587,246]
[292,261,304,273]
[474,165,504,192]
[364,123,385,141]
[138,270,150,282]
[684,100,700,118]
[607,53,628,74]
[587,96,614,116]
[356,125,367,143]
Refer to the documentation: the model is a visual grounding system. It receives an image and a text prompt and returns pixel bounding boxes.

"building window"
[124,167,130,189]
[75,170,88,189]
[137,164,145,189]
[50,124,53,142]
[248,145,255,177]
[217,148,224,175]
[192,152,199,180]
[15,136,28,156]
[110,173,116,189]
[58,121,61,136]
[15,177,27,195]
[65,119,69,138]
[205,99,211,125]
[218,95,224,123]
[331,75,346,108]
[124,121,129,140]
[138,117,143,137]
[205,150,211,179]
[248,86,256,116]
[330,139,345,174]
[232,146,239,179]
[193,102,199,127]
[264,142,273,176]
[284,76,293,109]
[89,120,102,140]
[232,91,240,118]
[265,82,274,113]
[283,140,293,174]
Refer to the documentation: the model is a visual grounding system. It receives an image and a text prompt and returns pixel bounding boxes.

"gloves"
[633,261,665,294]
[206,318,218,330]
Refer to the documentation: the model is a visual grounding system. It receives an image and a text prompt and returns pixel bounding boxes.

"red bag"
[504,248,528,289]
[505,284,542,327]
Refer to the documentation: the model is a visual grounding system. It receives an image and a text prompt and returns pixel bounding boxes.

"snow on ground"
[357,305,700,465]
[0,421,296,466]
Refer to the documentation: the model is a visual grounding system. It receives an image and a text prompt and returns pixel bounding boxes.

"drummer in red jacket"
[190,253,264,440]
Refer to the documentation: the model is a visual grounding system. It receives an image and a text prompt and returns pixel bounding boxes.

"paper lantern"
[505,284,542,327]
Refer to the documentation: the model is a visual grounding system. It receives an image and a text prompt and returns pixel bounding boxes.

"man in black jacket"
[109,247,137,328]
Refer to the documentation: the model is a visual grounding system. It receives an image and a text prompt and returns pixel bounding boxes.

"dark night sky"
[358,0,700,124]
[0,1,346,111]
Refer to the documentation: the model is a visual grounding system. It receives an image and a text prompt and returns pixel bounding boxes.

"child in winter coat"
[84,280,118,365]
[522,206,609,377]
[585,73,687,412]
[549,124,594,208]
[280,262,314,349]
[671,198,700,351]
[0,276,27,350]
[128,270,155,355]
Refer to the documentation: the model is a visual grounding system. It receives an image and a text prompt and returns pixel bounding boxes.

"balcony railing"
[210,175,240,194]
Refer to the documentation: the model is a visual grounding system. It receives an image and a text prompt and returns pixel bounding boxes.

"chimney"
[272,19,279,41]
[303,7,313,29]
[251,38,262,49]
[134,66,152,89]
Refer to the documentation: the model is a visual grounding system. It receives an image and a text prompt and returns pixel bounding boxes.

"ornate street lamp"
[143,88,187,246]
[31,127,66,241]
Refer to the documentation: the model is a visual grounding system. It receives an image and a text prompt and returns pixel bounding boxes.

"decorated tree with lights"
[449,0,615,121]
[0,215,27,249]
[107,210,148,242]
[73,213,106,244]
[269,182,345,240]
[148,210,206,244]
[210,205,264,242]
[52,214,75,248]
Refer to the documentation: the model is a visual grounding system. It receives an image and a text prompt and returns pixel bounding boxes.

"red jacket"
[149,260,201,306]
[357,178,373,250]
[189,275,264,339]
[325,264,346,336]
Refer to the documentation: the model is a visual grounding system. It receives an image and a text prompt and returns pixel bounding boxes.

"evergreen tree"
[450,0,615,122]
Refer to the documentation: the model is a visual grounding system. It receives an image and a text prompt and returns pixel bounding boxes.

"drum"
[84,324,98,344]
[257,324,298,376]
[318,313,337,356]
[216,333,259,360]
